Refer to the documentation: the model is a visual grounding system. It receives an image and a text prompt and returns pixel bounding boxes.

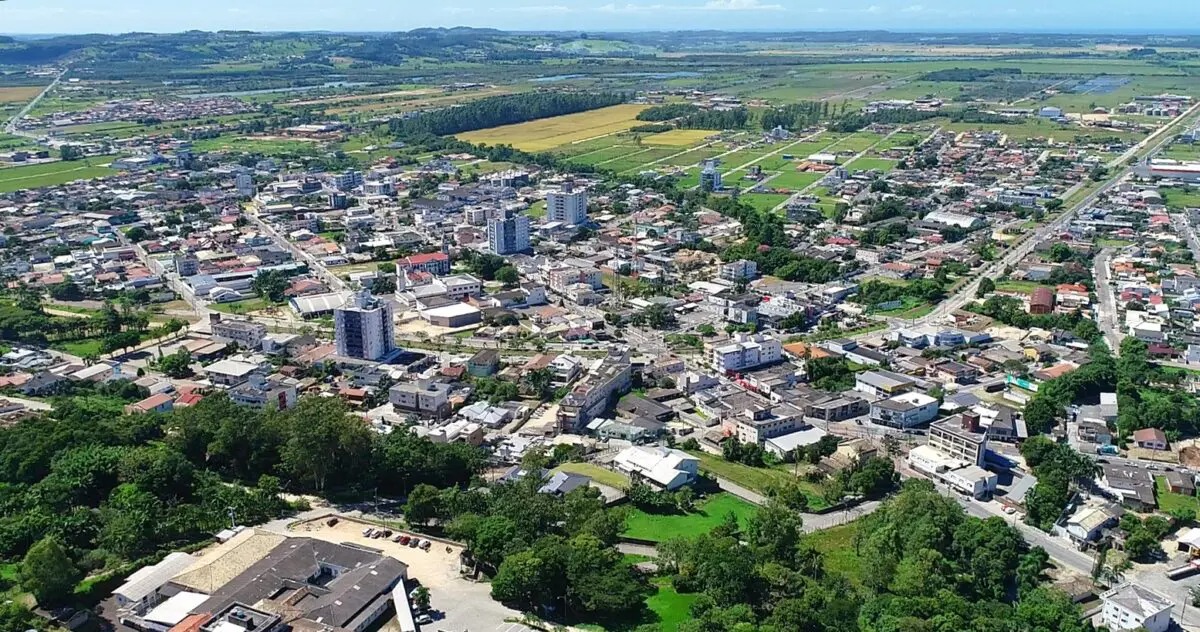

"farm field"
[457,104,648,151]
[845,157,898,173]
[0,86,44,104]
[0,160,118,193]
[644,129,719,146]
[622,493,757,542]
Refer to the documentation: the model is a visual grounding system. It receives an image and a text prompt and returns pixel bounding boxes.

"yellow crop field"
[0,86,45,104]
[642,129,719,146]
[457,104,648,151]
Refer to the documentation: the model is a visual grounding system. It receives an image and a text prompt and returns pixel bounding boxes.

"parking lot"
[288,515,534,632]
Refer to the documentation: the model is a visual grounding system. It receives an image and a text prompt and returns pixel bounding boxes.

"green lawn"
[845,157,898,173]
[0,160,117,193]
[1096,238,1133,248]
[552,462,631,488]
[1164,188,1200,211]
[686,451,828,509]
[528,200,547,219]
[645,578,700,631]
[740,193,791,213]
[623,493,757,542]
[1156,476,1199,519]
[806,521,867,587]
[52,339,104,357]
[995,280,1045,295]
[210,298,271,314]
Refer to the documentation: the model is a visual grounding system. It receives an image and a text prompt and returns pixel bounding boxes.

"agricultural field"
[845,157,898,173]
[0,159,118,193]
[0,85,44,104]
[643,129,719,146]
[190,136,321,155]
[457,103,648,151]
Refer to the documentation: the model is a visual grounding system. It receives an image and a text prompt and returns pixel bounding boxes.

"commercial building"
[389,379,452,418]
[546,183,588,225]
[210,315,268,350]
[332,169,363,191]
[1100,583,1173,632]
[733,404,805,445]
[711,333,782,373]
[854,370,917,399]
[334,290,396,361]
[397,252,450,276]
[420,302,482,328]
[929,412,989,466]
[557,353,632,431]
[718,259,757,282]
[229,373,299,411]
[870,392,939,428]
[488,209,530,255]
[1030,287,1055,315]
[547,265,603,297]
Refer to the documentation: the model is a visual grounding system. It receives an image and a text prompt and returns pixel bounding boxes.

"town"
[5,22,1200,632]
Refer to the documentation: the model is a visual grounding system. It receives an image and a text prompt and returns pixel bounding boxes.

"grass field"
[457,104,648,151]
[741,193,791,212]
[0,86,44,104]
[0,160,117,193]
[1164,188,1200,210]
[995,280,1046,295]
[845,157,899,173]
[1155,476,1199,519]
[623,493,757,542]
[551,462,631,488]
[687,451,828,509]
[806,521,867,586]
[52,339,104,357]
[645,578,700,631]
[191,136,320,155]
[210,298,271,314]
[644,129,719,146]
[769,170,823,190]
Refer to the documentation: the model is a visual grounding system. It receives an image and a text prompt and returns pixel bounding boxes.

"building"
[1132,427,1169,451]
[733,405,804,445]
[467,348,501,377]
[699,160,722,192]
[718,259,758,282]
[547,265,603,297]
[421,302,482,328]
[112,551,196,610]
[1100,583,1173,632]
[235,173,256,197]
[202,359,261,387]
[334,290,396,361]
[929,412,990,466]
[558,353,632,431]
[712,333,782,373]
[332,169,364,191]
[390,379,451,417]
[613,446,699,490]
[210,315,268,350]
[546,183,588,225]
[870,392,939,428]
[125,392,175,415]
[1030,287,1055,315]
[397,252,450,276]
[488,210,530,255]
[854,370,916,399]
[230,373,299,411]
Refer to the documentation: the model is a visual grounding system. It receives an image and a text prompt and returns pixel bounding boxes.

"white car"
[1003,506,1016,515]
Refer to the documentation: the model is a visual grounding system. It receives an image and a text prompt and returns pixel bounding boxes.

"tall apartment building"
[546,183,588,225]
[718,259,758,281]
[334,289,396,361]
[332,170,363,191]
[488,210,530,255]
[929,412,989,466]
[700,160,723,192]
[711,333,782,373]
[235,173,256,197]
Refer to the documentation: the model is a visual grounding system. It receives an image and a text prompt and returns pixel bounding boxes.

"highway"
[4,68,67,138]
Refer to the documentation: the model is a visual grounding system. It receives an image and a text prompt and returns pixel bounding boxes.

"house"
[1166,470,1196,496]
[202,358,260,387]
[870,392,938,428]
[466,349,501,378]
[124,392,175,415]
[612,446,699,490]
[1132,427,1169,451]
[1077,421,1114,446]
[112,552,196,610]
[390,379,452,418]
[1057,503,1122,546]
[1100,583,1173,632]
[1101,464,1157,510]
[764,427,829,459]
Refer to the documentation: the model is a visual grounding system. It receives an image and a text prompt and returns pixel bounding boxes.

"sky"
[3,0,1200,35]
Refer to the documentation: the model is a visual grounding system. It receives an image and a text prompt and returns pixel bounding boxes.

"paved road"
[4,67,66,137]
[1092,248,1124,354]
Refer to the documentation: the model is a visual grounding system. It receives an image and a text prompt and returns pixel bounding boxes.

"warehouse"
[421,302,482,328]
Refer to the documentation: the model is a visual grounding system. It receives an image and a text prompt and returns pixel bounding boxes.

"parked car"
[415,614,433,625]
[419,540,431,551]
[391,533,404,542]
[407,538,419,548]
[381,529,393,538]
[326,518,339,527]
[362,528,374,537]
[399,535,411,545]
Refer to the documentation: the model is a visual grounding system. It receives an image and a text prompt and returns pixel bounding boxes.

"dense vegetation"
[389,91,627,136]
[0,394,485,608]
[655,481,1086,632]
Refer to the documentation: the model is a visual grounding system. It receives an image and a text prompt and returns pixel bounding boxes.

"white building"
[211,316,268,349]
[389,379,451,418]
[613,446,699,490]
[488,210,530,255]
[332,170,363,191]
[235,173,256,197]
[718,259,758,282]
[113,552,196,611]
[546,184,588,226]
[700,160,722,192]
[869,392,938,428]
[711,332,782,373]
[547,265,603,296]
[334,289,396,361]
[1100,583,1173,632]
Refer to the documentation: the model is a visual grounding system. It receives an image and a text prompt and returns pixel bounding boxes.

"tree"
[277,397,373,492]
[404,483,442,526]
[252,270,290,303]
[158,348,194,378]
[59,145,83,161]
[21,536,81,606]
[976,277,995,298]
[643,303,676,330]
[410,586,431,611]
[125,227,150,243]
[495,265,520,287]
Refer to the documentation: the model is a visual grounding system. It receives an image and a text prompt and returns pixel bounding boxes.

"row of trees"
[389,92,627,136]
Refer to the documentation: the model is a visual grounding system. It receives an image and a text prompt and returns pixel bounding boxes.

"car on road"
[414,614,433,625]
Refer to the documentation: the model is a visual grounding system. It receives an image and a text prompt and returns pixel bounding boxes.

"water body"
[530,74,586,83]
[185,81,373,99]
[531,70,706,83]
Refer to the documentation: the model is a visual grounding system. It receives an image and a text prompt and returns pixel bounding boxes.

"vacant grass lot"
[0,160,117,193]
[457,104,648,151]
[845,157,899,173]
[645,578,700,631]
[1155,476,1199,519]
[995,280,1045,295]
[1164,188,1200,210]
[551,462,631,488]
[741,193,791,212]
[687,450,828,509]
[191,136,320,155]
[644,129,719,146]
[806,521,867,587]
[623,493,757,542]
[769,170,823,190]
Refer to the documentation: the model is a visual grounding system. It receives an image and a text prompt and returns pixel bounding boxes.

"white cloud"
[902,4,925,12]
[702,0,783,10]
[510,4,572,13]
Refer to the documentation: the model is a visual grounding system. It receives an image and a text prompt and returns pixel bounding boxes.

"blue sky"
[3,0,1200,34]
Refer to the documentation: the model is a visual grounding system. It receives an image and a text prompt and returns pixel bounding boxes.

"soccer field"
[456,104,648,151]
